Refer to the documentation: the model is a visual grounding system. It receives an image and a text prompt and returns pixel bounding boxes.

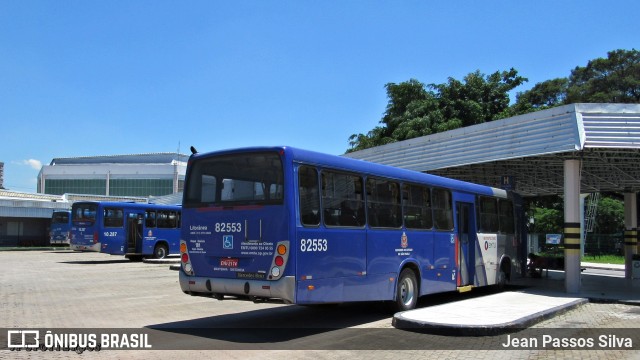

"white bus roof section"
[345,103,640,197]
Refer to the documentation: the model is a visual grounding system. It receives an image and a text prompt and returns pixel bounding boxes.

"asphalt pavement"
[393,262,639,335]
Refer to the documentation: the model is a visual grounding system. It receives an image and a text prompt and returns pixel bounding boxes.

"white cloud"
[23,159,43,170]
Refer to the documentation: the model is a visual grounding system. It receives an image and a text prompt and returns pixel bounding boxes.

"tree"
[509,78,568,115]
[567,49,640,103]
[594,196,624,234]
[348,79,440,152]
[526,196,564,234]
[347,69,527,152]
[512,49,640,115]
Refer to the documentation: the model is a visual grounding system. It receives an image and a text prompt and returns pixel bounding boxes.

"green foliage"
[581,254,624,265]
[566,49,640,103]
[348,49,640,152]
[529,205,563,234]
[526,195,625,236]
[594,196,625,234]
[512,49,640,115]
[347,70,527,152]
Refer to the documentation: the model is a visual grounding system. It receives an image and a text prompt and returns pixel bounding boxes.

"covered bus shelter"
[345,103,640,293]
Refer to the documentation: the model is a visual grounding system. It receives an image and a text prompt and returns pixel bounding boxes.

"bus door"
[455,202,476,288]
[126,212,144,254]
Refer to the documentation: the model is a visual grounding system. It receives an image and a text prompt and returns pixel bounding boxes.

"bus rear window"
[52,212,70,224]
[185,152,284,207]
[72,204,97,223]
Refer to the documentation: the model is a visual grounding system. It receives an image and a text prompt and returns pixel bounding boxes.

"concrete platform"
[392,262,640,336]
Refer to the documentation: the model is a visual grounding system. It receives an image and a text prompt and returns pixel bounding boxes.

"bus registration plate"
[220,258,239,268]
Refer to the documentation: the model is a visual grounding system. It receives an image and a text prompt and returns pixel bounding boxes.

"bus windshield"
[184,151,284,207]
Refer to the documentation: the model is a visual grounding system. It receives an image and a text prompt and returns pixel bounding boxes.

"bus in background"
[49,210,71,246]
[70,201,181,259]
[179,146,525,311]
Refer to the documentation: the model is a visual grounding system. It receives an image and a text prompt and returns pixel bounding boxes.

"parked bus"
[70,201,181,259]
[179,146,525,311]
[49,210,71,245]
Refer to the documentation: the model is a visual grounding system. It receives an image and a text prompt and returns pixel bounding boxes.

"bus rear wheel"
[391,268,418,312]
[154,244,168,259]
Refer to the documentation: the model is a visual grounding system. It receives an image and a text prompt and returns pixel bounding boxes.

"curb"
[142,257,180,264]
[581,264,625,272]
[392,298,588,336]
[0,247,70,251]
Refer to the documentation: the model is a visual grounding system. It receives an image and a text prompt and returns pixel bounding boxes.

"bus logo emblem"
[223,235,233,249]
[401,232,408,249]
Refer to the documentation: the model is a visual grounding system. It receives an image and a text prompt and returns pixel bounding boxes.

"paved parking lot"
[1,250,639,359]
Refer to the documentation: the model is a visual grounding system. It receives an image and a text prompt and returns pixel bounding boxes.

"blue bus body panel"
[50,211,72,245]
[99,227,127,254]
[184,206,289,279]
[70,221,100,251]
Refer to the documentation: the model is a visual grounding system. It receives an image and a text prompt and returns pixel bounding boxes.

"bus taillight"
[93,231,99,244]
[269,241,289,280]
[180,240,194,275]
[275,256,284,267]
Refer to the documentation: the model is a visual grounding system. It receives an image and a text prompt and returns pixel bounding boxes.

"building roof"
[49,152,189,166]
[345,103,640,197]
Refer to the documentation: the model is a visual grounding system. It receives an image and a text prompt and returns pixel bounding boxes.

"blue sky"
[1,1,639,192]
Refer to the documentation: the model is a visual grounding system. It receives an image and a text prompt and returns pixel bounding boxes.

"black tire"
[154,244,168,259]
[391,268,418,312]
[495,269,507,291]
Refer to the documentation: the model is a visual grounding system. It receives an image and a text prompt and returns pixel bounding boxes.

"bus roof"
[190,146,506,198]
[71,201,181,208]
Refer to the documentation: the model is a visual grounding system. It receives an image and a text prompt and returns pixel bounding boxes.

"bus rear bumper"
[69,243,101,252]
[179,271,295,304]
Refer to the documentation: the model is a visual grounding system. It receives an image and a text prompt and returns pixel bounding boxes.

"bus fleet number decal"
[215,222,242,233]
[300,238,328,252]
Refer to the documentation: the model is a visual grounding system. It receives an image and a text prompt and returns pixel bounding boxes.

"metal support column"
[564,160,581,293]
[623,192,637,279]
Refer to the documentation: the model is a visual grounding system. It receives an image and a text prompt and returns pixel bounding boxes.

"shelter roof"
[345,103,640,196]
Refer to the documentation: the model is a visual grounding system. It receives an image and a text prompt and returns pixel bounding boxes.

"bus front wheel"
[391,268,418,312]
[154,244,168,259]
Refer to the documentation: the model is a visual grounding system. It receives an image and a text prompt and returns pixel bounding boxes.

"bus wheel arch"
[153,242,169,259]
[391,264,420,312]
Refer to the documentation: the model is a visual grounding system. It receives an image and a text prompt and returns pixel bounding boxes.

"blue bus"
[70,201,181,259]
[179,146,525,311]
[49,210,71,245]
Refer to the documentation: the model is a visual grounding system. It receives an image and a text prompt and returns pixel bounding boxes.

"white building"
[38,153,188,197]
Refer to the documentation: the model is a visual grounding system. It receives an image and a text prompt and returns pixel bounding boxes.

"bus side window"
[322,171,364,227]
[403,184,433,229]
[298,166,320,226]
[478,196,499,233]
[498,200,514,234]
[367,178,401,228]
[157,210,178,229]
[104,208,124,228]
[145,210,157,228]
[432,188,453,231]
